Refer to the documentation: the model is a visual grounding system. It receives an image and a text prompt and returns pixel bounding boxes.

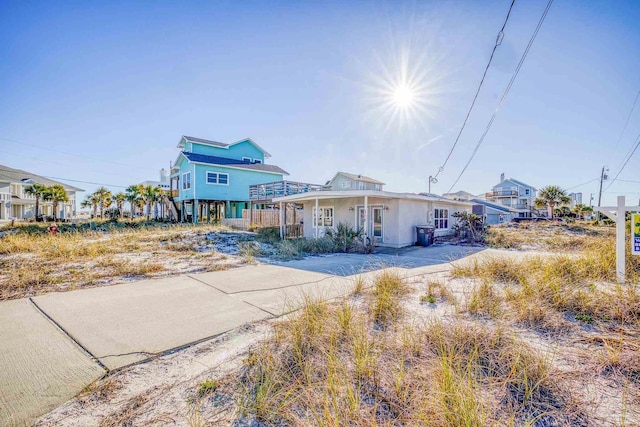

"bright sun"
[392,84,415,108]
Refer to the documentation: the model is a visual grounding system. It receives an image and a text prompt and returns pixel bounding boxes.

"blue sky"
[1,0,639,206]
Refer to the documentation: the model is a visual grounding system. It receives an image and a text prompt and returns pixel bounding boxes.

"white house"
[486,174,537,218]
[0,164,82,221]
[324,172,385,191]
[273,189,471,248]
[139,168,171,191]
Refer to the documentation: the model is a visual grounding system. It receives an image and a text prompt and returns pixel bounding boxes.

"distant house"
[169,136,289,223]
[140,168,171,191]
[485,173,537,218]
[568,192,583,209]
[0,164,82,221]
[471,199,515,225]
[442,190,478,202]
[272,172,471,248]
[325,172,385,191]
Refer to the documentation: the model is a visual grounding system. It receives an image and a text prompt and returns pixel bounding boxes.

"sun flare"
[392,84,415,108]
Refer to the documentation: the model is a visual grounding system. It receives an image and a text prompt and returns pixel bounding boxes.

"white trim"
[274,190,473,205]
[312,205,334,228]
[206,171,230,186]
[434,206,450,229]
[182,172,191,190]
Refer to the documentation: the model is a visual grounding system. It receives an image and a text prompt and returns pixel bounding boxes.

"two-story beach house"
[169,136,289,223]
[0,164,82,221]
[324,172,385,191]
[485,174,537,218]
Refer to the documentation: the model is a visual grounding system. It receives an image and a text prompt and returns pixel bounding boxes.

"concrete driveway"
[0,245,488,425]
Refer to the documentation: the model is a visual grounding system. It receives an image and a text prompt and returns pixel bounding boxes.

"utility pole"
[597,166,608,221]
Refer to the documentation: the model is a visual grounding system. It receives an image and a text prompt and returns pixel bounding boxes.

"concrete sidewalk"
[1,247,492,425]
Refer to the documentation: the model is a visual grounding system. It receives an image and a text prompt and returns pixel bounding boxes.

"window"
[434,208,449,229]
[313,207,334,228]
[525,188,530,195]
[206,172,229,185]
[357,181,366,190]
[342,181,351,189]
[374,184,381,191]
[242,157,251,162]
[182,172,191,190]
[253,159,262,164]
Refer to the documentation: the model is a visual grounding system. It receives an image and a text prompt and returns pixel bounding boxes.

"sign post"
[594,195,640,284]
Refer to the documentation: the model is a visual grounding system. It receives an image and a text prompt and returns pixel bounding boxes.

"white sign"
[633,213,640,256]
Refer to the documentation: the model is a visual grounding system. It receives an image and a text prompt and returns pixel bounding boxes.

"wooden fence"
[241,209,302,226]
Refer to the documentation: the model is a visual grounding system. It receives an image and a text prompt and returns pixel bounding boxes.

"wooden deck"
[249,180,324,203]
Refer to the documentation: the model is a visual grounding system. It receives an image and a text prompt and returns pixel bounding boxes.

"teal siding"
[189,139,265,163]
[192,164,281,201]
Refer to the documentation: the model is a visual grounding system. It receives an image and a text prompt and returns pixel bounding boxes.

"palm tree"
[143,185,163,220]
[113,192,127,219]
[534,186,571,219]
[93,187,112,219]
[82,193,101,218]
[125,185,143,218]
[43,185,69,221]
[24,183,48,221]
[572,203,593,221]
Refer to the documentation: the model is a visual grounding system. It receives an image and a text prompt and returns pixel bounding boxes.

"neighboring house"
[0,164,82,221]
[485,173,537,217]
[442,190,478,202]
[273,189,471,248]
[169,136,289,223]
[471,199,516,225]
[140,168,171,191]
[325,172,385,191]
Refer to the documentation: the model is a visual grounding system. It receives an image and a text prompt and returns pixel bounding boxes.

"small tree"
[534,186,570,219]
[452,211,483,241]
[93,187,112,219]
[113,192,127,219]
[43,184,69,221]
[24,183,48,221]
[572,203,593,221]
[125,184,144,218]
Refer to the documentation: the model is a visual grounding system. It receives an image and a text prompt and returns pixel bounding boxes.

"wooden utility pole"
[597,166,608,220]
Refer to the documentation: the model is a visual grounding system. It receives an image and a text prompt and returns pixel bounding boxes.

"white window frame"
[357,181,366,190]
[242,157,251,162]
[434,208,449,229]
[182,172,191,190]
[313,206,334,228]
[342,181,351,189]
[206,171,230,186]
[374,184,381,191]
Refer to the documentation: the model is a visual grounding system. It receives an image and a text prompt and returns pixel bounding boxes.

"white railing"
[0,192,10,201]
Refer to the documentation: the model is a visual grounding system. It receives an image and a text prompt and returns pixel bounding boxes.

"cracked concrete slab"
[0,299,104,425]
[32,275,270,370]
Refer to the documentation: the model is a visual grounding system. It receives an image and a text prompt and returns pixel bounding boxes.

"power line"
[608,87,640,164]
[604,131,640,192]
[431,0,517,181]
[565,178,598,191]
[42,176,128,189]
[0,136,160,172]
[447,0,554,192]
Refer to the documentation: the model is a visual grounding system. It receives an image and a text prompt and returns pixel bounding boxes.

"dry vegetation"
[0,224,257,300]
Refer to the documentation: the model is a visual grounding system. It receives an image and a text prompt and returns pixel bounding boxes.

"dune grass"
[234,272,583,426]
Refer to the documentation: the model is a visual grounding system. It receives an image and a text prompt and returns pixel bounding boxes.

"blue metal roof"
[470,199,514,213]
[181,152,289,175]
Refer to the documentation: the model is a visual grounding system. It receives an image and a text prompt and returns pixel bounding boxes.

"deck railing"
[249,180,324,201]
[486,190,518,198]
[0,192,10,201]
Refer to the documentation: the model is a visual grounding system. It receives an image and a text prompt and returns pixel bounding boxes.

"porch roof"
[273,190,473,206]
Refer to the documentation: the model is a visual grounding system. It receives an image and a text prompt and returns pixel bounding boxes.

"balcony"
[486,190,518,198]
[250,180,324,202]
[0,192,10,201]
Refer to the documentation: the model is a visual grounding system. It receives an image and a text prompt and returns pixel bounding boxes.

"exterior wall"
[175,161,283,202]
[301,197,469,248]
[189,140,265,163]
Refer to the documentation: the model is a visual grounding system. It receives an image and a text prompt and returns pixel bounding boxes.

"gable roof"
[0,165,83,191]
[330,172,385,186]
[180,136,272,158]
[495,178,537,191]
[470,198,514,213]
[180,152,289,175]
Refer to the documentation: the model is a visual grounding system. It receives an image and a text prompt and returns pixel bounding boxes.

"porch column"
[193,199,199,224]
[315,198,319,238]
[364,195,368,240]
[181,201,185,223]
[207,202,211,223]
[279,202,284,239]
[225,201,231,218]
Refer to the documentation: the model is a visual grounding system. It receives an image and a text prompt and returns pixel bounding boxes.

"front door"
[357,206,383,243]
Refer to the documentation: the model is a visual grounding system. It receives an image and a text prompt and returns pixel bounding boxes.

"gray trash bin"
[416,225,434,246]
